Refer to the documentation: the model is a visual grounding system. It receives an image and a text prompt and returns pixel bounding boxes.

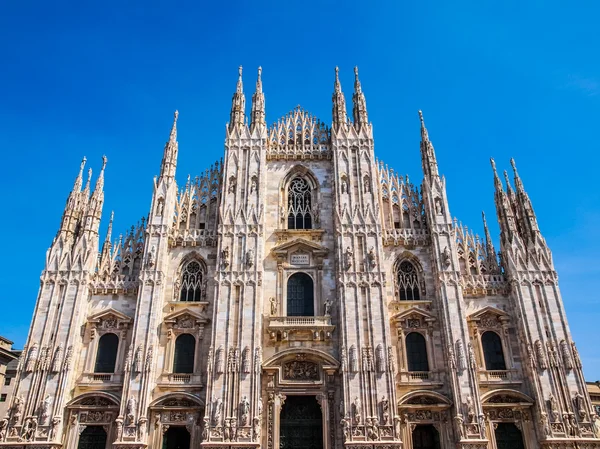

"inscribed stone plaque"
[290,253,310,265]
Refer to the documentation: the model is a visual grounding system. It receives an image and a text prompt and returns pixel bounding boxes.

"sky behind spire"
[0,0,599,378]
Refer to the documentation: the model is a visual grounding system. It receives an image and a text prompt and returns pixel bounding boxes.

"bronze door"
[280,395,323,449]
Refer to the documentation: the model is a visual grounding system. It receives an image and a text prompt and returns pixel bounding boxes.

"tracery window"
[173,334,195,374]
[179,260,204,302]
[94,333,119,373]
[287,273,314,316]
[406,332,429,372]
[481,331,506,370]
[397,260,421,300]
[287,177,313,230]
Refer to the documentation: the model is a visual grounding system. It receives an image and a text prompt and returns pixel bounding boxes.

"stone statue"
[50,417,61,441]
[252,416,261,440]
[40,394,53,424]
[349,346,358,373]
[25,344,38,372]
[324,298,332,316]
[21,417,37,442]
[212,397,223,426]
[535,340,548,370]
[442,246,451,268]
[13,395,24,421]
[375,344,386,373]
[241,347,251,374]
[133,346,142,373]
[245,249,254,268]
[341,418,350,441]
[548,394,559,421]
[269,297,277,316]
[381,396,390,425]
[221,247,230,269]
[466,396,475,423]
[202,416,209,441]
[240,396,250,425]
[344,246,353,270]
[456,340,466,371]
[127,397,136,425]
[367,247,376,268]
[353,397,362,425]
[0,419,8,442]
[574,391,587,420]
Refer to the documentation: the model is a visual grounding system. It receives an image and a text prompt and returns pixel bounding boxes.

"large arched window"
[173,334,195,373]
[287,177,313,230]
[494,423,525,449]
[179,260,204,302]
[406,332,429,372]
[482,331,506,370]
[397,260,421,300]
[287,273,314,316]
[94,333,119,373]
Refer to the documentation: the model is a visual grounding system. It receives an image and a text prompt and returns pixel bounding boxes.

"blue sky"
[0,1,599,378]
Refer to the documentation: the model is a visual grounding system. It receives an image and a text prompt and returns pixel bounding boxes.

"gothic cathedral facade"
[1,67,598,449]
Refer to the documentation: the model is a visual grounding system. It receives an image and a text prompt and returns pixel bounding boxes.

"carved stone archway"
[65,393,120,449]
[481,390,535,449]
[149,394,204,449]
[263,349,339,449]
[397,391,452,449]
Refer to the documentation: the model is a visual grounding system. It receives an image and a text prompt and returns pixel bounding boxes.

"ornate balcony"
[156,373,204,389]
[79,372,123,388]
[397,370,443,386]
[478,369,521,385]
[267,316,335,342]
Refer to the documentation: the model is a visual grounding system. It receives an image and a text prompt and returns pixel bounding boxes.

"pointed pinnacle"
[236,65,243,93]
[105,211,114,242]
[354,66,362,91]
[490,158,503,190]
[256,66,262,92]
[169,110,178,142]
[84,168,92,193]
[419,110,429,141]
[334,66,342,93]
[482,211,488,227]
[503,170,513,193]
[74,156,87,191]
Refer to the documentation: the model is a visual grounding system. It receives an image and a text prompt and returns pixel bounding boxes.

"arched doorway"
[280,395,323,449]
[77,426,107,449]
[412,424,440,449]
[162,426,190,449]
[494,423,524,449]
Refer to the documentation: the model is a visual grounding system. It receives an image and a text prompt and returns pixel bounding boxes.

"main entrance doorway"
[77,426,107,449]
[162,426,191,449]
[412,424,440,449]
[494,423,525,449]
[280,395,323,449]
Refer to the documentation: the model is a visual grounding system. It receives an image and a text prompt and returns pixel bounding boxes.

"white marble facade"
[0,66,598,449]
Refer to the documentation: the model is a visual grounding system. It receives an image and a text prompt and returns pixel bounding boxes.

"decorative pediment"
[391,307,436,329]
[398,390,451,408]
[271,237,329,267]
[468,306,509,328]
[164,309,209,331]
[481,389,534,407]
[87,308,132,331]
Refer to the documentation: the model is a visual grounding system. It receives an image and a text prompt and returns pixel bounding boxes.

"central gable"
[267,106,331,160]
